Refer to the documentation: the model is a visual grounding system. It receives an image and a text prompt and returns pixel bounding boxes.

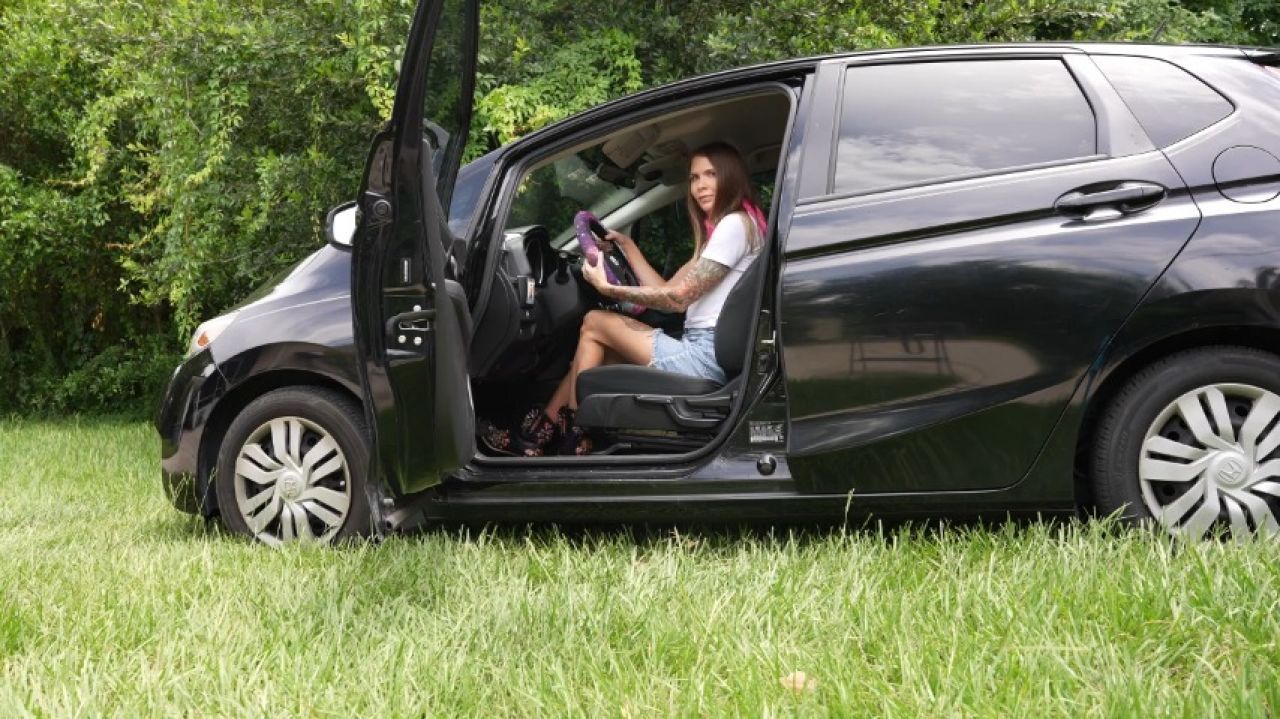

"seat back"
[714,253,768,378]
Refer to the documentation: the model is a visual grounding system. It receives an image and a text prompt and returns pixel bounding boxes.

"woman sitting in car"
[482,141,768,457]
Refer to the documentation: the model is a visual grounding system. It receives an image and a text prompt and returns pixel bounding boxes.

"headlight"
[187,312,239,357]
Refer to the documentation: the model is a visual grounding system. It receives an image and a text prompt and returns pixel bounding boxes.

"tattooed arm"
[583,255,730,313]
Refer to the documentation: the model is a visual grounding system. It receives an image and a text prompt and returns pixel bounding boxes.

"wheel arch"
[1072,324,1280,509]
[196,368,363,517]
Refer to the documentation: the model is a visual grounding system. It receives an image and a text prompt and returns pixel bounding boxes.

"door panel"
[352,0,478,496]
[781,150,1200,494]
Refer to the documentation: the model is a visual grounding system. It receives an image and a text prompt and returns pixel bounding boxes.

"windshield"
[507,144,644,247]
[448,150,498,238]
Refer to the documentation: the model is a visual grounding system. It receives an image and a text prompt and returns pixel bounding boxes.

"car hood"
[231,244,351,321]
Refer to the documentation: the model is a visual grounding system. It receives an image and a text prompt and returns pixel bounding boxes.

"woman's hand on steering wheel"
[592,232,641,288]
[575,210,642,289]
[581,252,612,294]
[598,229,630,255]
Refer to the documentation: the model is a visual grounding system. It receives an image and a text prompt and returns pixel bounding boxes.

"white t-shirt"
[684,211,759,329]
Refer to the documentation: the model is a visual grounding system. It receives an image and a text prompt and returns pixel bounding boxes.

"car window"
[630,199,692,279]
[1092,55,1233,148]
[833,59,1097,196]
[417,0,474,212]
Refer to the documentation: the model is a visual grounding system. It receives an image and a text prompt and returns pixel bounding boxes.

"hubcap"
[1139,383,1280,540]
[232,417,351,546]
[279,472,303,500]
[1208,452,1249,489]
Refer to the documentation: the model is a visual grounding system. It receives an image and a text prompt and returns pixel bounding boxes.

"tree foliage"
[0,0,1276,414]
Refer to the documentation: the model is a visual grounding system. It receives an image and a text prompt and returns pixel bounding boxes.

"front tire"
[1092,346,1280,540]
[215,387,370,545]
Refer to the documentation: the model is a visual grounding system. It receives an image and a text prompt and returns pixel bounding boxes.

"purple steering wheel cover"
[574,210,645,315]
[574,211,620,285]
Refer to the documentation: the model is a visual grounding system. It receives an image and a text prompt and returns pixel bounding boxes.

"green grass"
[2,419,1279,717]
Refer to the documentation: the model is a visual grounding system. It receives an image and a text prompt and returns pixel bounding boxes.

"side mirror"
[325,201,359,247]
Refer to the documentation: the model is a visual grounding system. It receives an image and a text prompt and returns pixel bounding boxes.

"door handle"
[385,308,435,336]
[1055,182,1166,218]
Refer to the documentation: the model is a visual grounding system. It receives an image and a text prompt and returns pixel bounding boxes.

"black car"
[155,0,1280,545]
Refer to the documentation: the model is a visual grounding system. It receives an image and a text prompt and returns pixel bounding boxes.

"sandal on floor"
[479,408,560,457]
[555,407,594,456]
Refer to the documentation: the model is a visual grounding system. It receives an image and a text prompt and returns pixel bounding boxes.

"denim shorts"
[649,328,726,384]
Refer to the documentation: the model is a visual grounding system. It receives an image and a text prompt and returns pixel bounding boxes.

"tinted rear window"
[1093,55,1233,148]
[833,59,1097,196]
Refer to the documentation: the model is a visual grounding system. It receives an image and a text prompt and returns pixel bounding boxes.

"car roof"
[505,42,1251,152]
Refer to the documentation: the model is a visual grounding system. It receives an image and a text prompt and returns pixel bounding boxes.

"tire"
[214,387,371,545]
[1092,346,1280,540]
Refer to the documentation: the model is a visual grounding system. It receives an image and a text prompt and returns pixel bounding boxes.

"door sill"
[464,448,711,479]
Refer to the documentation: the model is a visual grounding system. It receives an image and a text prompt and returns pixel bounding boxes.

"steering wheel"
[574,211,642,287]
[574,211,646,315]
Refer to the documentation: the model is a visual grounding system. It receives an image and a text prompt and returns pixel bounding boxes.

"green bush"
[0,0,403,414]
[48,339,183,417]
[0,0,1276,415]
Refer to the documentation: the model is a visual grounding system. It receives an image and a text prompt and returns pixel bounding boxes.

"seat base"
[577,375,740,433]
[575,365,722,401]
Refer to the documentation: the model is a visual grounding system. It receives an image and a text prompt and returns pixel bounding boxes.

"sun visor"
[603,125,658,168]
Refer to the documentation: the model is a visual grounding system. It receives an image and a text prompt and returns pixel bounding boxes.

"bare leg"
[543,347,623,415]
[544,311,654,415]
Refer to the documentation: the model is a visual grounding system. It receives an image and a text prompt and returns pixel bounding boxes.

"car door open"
[351,0,480,496]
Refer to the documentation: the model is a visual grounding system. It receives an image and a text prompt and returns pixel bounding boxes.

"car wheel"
[214,387,370,546]
[1093,346,1280,540]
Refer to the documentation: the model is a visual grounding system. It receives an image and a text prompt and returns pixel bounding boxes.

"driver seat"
[574,255,767,449]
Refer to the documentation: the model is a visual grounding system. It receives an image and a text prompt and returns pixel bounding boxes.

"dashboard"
[469,222,684,382]
[469,225,589,380]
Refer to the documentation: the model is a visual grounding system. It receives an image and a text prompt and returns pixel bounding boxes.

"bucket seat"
[574,254,767,449]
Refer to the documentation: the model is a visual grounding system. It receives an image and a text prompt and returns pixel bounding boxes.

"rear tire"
[1092,346,1280,540]
[214,387,370,545]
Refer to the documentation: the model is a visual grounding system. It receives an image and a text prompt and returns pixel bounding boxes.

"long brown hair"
[686,141,761,257]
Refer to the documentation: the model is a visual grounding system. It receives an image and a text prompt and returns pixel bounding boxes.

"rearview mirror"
[595,162,634,187]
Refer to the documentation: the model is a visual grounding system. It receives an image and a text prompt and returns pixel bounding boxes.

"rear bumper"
[155,349,227,515]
